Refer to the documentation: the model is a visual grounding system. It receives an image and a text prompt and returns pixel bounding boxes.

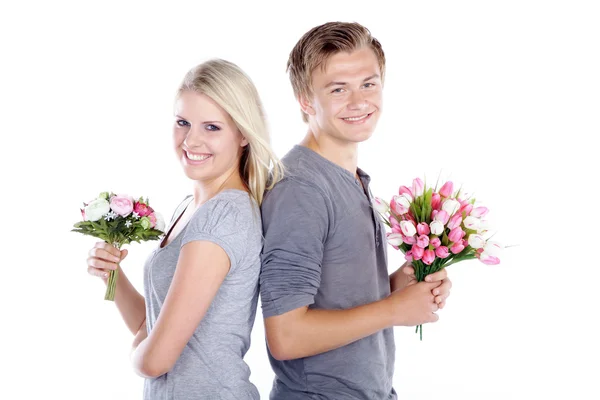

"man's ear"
[299,95,316,117]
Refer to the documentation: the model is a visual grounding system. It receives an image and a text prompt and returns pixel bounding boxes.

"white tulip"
[430,220,444,235]
[468,234,485,249]
[442,198,460,216]
[400,220,417,237]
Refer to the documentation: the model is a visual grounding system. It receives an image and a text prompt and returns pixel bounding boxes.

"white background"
[1,1,598,399]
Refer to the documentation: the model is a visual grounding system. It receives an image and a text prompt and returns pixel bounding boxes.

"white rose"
[84,198,110,222]
[154,212,166,232]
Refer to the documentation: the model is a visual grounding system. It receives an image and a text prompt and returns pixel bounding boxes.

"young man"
[260,22,452,399]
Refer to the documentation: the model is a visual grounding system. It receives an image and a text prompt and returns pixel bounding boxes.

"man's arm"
[264,281,440,360]
[260,179,440,361]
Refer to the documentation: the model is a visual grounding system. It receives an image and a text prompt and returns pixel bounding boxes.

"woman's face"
[173,91,248,183]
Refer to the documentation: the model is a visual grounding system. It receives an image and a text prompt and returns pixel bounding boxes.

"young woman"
[85,59,283,399]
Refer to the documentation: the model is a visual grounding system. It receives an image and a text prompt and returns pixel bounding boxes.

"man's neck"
[300,130,359,178]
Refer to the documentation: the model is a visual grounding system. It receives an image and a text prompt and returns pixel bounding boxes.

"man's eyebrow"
[323,74,380,88]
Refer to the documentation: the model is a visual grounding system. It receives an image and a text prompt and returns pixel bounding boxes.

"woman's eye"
[176,119,190,127]
[331,88,345,94]
[363,82,375,88]
[206,124,220,131]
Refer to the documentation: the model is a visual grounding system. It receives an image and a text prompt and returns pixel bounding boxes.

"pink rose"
[148,213,157,228]
[110,194,134,217]
[134,201,154,217]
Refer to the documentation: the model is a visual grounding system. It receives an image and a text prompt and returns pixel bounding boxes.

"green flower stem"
[104,242,122,301]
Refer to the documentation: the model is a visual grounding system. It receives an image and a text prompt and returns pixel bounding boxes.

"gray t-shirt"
[143,189,262,400]
[260,145,396,400]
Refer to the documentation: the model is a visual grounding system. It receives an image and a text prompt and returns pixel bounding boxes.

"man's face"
[303,47,383,144]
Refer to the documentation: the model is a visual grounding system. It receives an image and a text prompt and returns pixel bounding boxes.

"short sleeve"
[259,178,329,318]
[180,198,247,274]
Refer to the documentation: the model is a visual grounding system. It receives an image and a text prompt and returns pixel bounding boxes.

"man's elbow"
[264,312,306,361]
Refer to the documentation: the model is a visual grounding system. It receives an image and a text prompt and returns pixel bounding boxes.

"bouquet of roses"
[72,192,165,301]
[374,177,503,340]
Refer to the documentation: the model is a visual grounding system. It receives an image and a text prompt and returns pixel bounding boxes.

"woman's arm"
[130,240,230,378]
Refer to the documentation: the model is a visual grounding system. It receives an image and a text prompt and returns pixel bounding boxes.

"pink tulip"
[448,227,465,243]
[450,242,465,254]
[412,245,424,260]
[390,216,400,228]
[431,193,442,210]
[462,239,469,248]
[430,237,441,248]
[439,181,454,198]
[417,222,430,236]
[471,206,489,218]
[435,246,450,258]
[422,249,435,265]
[434,210,450,225]
[459,203,473,217]
[416,234,430,248]
[392,225,402,234]
[447,213,463,230]
[399,185,413,198]
[478,252,501,265]
[405,251,414,262]
[412,178,424,197]
[403,235,417,245]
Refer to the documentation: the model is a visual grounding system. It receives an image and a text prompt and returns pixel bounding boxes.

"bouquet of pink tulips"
[374,178,502,340]
[72,192,165,301]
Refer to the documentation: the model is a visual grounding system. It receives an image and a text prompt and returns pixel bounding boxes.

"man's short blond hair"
[287,22,386,122]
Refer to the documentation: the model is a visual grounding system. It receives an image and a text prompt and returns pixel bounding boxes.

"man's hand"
[402,265,452,309]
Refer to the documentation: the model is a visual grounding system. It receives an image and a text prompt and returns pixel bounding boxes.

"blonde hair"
[178,59,284,205]
[287,22,386,123]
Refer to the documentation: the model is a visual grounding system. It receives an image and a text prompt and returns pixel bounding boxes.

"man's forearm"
[266,299,394,361]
